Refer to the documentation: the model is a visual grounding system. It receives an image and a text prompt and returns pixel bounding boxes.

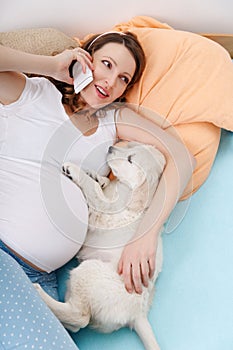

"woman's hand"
[118,230,158,294]
[0,44,93,85]
[52,48,93,84]
[116,108,196,295]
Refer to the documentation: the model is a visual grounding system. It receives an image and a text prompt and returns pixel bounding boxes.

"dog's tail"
[133,316,160,350]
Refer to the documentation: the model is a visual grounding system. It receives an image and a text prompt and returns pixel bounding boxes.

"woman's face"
[80,42,136,108]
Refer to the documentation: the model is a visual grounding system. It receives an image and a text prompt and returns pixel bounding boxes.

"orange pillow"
[110,16,233,198]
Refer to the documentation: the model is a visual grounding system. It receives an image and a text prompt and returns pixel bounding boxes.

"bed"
[1,1,233,349]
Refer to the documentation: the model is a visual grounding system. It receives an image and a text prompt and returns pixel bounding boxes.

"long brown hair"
[32,32,145,112]
[82,31,145,101]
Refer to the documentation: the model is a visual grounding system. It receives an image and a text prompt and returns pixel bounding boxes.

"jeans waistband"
[0,240,44,273]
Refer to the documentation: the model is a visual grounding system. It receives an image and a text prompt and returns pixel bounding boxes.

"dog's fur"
[35,141,166,350]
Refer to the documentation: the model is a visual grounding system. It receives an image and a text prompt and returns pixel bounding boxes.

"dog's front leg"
[62,162,111,210]
[85,169,110,189]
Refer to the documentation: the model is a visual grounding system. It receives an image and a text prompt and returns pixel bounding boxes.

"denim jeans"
[0,240,58,300]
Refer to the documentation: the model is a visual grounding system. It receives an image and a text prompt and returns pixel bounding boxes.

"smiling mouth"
[95,85,109,98]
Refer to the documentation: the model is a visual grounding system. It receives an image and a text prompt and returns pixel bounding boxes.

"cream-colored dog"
[35,141,166,350]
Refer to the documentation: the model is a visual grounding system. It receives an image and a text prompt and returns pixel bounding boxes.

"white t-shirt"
[0,76,117,272]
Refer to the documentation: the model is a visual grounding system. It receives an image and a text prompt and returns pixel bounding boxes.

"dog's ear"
[146,145,166,173]
[127,141,142,148]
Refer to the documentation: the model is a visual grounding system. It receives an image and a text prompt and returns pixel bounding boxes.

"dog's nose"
[108,146,114,154]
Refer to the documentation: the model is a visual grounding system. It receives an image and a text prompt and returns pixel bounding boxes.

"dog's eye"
[127,155,133,163]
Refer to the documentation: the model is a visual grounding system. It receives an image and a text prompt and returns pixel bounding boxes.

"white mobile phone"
[70,61,93,94]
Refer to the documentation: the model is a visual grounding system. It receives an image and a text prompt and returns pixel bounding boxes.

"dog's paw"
[33,283,44,295]
[62,162,80,182]
[86,170,110,188]
[33,282,41,290]
[33,283,50,303]
[98,176,110,188]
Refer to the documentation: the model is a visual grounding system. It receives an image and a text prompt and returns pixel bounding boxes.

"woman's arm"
[0,45,93,104]
[116,107,196,294]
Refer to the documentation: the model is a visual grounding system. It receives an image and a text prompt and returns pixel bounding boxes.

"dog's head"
[107,141,166,189]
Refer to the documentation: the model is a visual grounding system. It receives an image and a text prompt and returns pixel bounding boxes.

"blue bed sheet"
[58,130,233,350]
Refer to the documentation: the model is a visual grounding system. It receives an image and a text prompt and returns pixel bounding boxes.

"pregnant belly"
[0,164,88,272]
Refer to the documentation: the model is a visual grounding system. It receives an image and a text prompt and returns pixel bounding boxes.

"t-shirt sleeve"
[0,76,62,116]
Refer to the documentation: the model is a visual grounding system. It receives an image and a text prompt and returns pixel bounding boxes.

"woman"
[0,31,195,348]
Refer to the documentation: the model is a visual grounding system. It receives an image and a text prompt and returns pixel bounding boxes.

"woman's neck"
[63,103,99,136]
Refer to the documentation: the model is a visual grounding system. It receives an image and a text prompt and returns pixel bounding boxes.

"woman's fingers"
[122,262,134,294]
[52,47,94,84]
[73,48,93,72]
[148,256,156,279]
[131,262,143,294]
[140,259,150,288]
[119,257,155,294]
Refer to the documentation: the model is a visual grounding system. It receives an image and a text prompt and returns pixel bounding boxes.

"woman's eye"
[102,60,112,69]
[120,76,129,84]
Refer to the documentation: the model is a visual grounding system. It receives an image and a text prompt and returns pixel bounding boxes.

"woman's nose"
[105,74,117,88]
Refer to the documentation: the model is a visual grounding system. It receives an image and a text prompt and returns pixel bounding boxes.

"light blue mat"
[58,130,233,350]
